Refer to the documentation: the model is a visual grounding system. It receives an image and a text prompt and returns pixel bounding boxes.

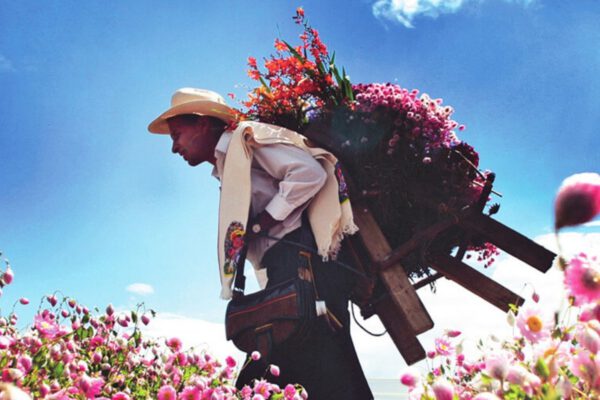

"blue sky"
[1,0,599,381]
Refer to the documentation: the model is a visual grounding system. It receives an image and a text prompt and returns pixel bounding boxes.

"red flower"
[274,39,287,52]
[247,56,257,69]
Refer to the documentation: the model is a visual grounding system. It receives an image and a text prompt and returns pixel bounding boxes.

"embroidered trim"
[335,161,350,204]
[223,221,246,277]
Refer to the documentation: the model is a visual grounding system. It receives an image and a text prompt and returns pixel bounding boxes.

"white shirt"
[212,131,327,269]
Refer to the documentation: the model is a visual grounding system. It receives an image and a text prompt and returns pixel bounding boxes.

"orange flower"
[274,39,287,52]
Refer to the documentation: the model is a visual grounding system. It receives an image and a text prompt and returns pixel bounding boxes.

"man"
[148,88,373,399]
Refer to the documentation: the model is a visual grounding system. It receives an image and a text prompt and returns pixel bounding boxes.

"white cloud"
[140,312,243,362]
[0,54,15,72]
[125,282,155,296]
[372,0,538,28]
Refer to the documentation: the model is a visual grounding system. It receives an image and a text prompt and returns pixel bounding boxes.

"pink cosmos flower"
[166,337,182,352]
[434,337,453,356]
[240,386,253,400]
[111,392,131,400]
[570,349,600,386]
[179,386,201,400]
[516,306,550,343]
[253,379,271,398]
[79,375,104,399]
[554,172,600,230]
[283,384,296,400]
[564,252,600,305]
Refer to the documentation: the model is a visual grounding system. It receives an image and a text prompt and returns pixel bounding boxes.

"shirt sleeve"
[253,143,327,221]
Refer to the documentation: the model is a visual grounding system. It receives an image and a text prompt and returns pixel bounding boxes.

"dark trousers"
[235,222,373,400]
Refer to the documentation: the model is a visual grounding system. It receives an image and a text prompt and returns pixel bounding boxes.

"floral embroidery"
[335,161,350,204]
[223,221,246,277]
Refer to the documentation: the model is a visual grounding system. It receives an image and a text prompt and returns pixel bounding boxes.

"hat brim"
[148,100,237,134]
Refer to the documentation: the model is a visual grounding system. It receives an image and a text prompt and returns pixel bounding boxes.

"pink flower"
[434,337,453,356]
[47,295,58,306]
[570,349,600,385]
[432,379,454,400]
[111,392,131,400]
[16,355,32,374]
[34,314,60,339]
[251,351,261,361]
[19,297,29,305]
[2,266,14,284]
[516,306,550,343]
[0,335,13,349]
[225,356,236,368]
[554,172,600,230]
[141,314,151,325]
[79,375,104,399]
[283,384,296,399]
[564,252,600,305]
[473,393,501,400]
[576,323,600,353]
[484,353,510,380]
[400,368,421,387]
[269,364,280,377]
[506,364,528,385]
[179,386,201,400]
[167,337,182,352]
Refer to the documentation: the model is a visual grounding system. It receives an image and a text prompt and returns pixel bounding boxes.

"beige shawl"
[217,121,357,299]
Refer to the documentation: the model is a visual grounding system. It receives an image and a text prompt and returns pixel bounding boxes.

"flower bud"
[2,266,14,285]
[554,172,600,230]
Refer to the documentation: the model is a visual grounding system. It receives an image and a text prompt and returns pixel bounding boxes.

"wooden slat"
[429,253,524,312]
[378,208,473,271]
[352,206,434,334]
[459,213,556,273]
[375,296,427,365]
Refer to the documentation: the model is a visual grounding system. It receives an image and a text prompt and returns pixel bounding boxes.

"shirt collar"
[211,131,233,180]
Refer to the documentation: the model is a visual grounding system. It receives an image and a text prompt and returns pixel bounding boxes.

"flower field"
[1,173,598,399]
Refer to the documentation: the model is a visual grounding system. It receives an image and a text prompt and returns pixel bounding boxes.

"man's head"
[148,88,236,165]
[167,114,226,166]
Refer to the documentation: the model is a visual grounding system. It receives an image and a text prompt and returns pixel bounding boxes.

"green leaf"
[283,40,305,62]
[52,362,64,379]
[258,76,272,94]
[535,357,550,380]
[131,311,138,324]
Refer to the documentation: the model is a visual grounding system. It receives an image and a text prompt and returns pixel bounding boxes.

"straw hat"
[148,88,237,134]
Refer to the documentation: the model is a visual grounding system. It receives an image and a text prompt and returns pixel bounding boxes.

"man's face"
[167,116,222,166]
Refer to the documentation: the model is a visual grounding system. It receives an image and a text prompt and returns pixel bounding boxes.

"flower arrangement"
[0,256,306,400]
[400,172,600,399]
[242,8,499,279]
